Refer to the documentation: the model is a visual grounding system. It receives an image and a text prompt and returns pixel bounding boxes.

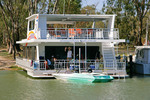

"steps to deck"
[102,42,117,70]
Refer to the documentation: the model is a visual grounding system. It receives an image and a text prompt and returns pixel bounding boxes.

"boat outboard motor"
[88,68,92,73]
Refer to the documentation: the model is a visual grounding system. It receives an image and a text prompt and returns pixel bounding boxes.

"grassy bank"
[0,48,16,69]
[0,65,23,71]
[0,49,14,60]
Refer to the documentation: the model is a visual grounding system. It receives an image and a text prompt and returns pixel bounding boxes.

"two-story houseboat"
[16,14,127,78]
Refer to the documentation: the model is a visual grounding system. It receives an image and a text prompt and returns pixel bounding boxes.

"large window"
[27,47,31,59]
[29,20,35,31]
[45,46,99,60]
[31,46,37,60]
[23,46,37,60]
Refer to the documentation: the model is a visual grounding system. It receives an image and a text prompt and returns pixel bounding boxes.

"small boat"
[53,73,114,83]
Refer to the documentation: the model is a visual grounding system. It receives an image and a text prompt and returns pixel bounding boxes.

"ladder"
[102,42,117,74]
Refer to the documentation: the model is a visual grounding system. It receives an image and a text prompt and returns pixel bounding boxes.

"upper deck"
[42,28,119,39]
[17,14,125,44]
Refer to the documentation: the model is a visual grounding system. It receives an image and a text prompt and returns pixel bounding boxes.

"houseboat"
[16,14,127,78]
[134,46,150,74]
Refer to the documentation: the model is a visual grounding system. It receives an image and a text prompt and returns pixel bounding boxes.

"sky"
[81,0,106,11]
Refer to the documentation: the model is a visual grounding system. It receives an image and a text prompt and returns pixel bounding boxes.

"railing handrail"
[46,28,119,30]
[38,28,119,40]
[16,57,126,72]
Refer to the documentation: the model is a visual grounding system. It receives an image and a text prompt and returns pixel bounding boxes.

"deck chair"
[76,28,82,38]
[68,28,76,38]
[60,29,67,38]
[88,29,93,38]
[48,28,55,36]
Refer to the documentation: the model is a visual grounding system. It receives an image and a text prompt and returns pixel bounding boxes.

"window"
[31,46,37,60]
[23,46,37,60]
[25,47,27,59]
[29,20,35,31]
[136,49,144,58]
[27,47,31,59]
[23,46,25,58]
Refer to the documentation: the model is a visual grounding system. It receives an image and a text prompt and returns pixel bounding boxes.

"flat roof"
[26,14,116,21]
[16,39,125,46]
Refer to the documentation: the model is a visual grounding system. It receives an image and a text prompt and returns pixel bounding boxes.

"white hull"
[135,63,150,74]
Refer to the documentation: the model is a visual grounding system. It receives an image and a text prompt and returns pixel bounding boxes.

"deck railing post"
[45,60,46,70]
[102,28,103,39]
[39,61,40,70]
[64,60,65,70]
[113,60,114,70]
[55,28,57,39]
[86,29,88,39]
[95,60,96,70]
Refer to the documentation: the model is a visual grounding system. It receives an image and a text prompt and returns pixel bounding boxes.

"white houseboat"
[134,46,150,74]
[16,14,127,78]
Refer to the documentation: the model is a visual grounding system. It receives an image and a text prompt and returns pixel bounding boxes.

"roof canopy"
[26,14,116,22]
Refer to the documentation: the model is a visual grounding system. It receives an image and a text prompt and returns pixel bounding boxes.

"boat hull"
[93,76,114,83]
[53,73,114,83]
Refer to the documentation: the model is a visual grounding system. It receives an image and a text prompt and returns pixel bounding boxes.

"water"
[0,71,150,100]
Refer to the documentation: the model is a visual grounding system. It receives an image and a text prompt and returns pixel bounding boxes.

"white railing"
[38,28,119,39]
[16,58,126,72]
[16,57,34,70]
[16,57,47,70]
[54,59,103,70]
[54,59,125,71]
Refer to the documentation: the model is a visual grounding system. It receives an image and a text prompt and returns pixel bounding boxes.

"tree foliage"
[103,0,150,46]
[0,0,149,60]
[0,0,81,59]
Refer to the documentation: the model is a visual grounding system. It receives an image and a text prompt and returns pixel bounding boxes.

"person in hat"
[67,47,72,59]
[65,47,72,70]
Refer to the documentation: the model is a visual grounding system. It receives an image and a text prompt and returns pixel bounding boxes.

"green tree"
[0,0,29,59]
[132,0,150,45]
[0,0,82,59]
[103,0,150,46]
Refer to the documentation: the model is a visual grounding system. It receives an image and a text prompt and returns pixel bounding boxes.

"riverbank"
[0,49,22,70]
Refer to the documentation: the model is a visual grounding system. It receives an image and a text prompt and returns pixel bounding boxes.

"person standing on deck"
[65,47,72,70]
[67,47,72,59]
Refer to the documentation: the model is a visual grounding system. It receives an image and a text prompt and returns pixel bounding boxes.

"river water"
[0,70,150,100]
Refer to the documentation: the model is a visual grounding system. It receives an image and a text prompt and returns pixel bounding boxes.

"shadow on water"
[16,70,119,85]
[131,74,150,78]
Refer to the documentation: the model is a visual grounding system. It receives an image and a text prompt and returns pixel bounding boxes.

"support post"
[79,48,81,73]
[85,42,87,70]
[36,45,39,61]
[74,42,75,66]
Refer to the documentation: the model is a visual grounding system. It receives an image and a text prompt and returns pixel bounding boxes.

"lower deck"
[16,57,127,78]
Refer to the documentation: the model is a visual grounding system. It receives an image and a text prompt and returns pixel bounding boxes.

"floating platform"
[29,75,55,79]
[110,74,129,79]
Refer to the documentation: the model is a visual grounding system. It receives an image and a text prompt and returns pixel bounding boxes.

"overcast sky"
[81,0,105,11]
